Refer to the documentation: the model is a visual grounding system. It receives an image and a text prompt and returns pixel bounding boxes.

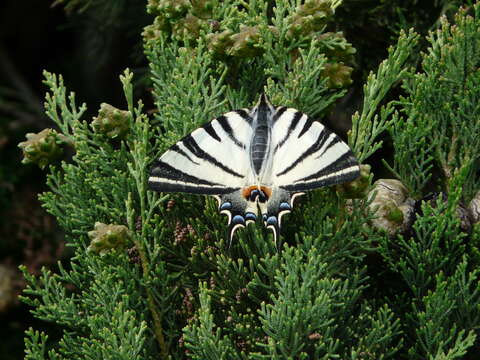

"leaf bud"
[316,32,356,62]
[18,128,69,169]
[287,0,334,39]
[87,222,131,255]
[207,29,234,57]
[367,179,415,235]
[322,62,353,88]
[91,103,130,139]
[172,14,205,41]
[227,25,263,58]
[147,0,190,19]
[191,0,214,19]
[143,17,169,42]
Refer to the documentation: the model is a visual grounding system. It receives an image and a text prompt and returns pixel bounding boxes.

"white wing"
[148,110,253,195]
[270,108,360,192]
[256,106,359,247]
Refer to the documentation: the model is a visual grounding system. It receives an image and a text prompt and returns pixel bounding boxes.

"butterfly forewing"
[148,110,253,195]
[271,109,359,191]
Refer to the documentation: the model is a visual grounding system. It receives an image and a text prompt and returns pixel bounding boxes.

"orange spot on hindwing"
[261,186,272,199]
[242,185,272,202]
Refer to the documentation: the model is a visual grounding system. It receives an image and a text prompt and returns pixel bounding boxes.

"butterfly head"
[251,93,275,119]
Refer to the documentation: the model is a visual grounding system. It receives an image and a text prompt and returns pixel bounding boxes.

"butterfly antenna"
[254,91,269,105]
[259,92,267,104]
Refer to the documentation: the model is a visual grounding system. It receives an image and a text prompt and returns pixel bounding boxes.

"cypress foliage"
[20,1,480,359]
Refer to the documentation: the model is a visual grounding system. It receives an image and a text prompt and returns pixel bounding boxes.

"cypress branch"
[20,1,480,359]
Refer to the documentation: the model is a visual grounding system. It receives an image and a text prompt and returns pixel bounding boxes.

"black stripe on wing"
[171,144,199,165]
[272,106,287,123]
[150,182,235,195]
[316,135,342,159]
[148,160,235,194]
[297,117,314,138]
[183,134,244,179]
[216,115,246,148]
[150,161,219,186]
[203,122,221,142]
[234,109,252,123]
[282,152,360,192]
[296,151,358,183]
[274,111,303,153]
[276,128,331,177]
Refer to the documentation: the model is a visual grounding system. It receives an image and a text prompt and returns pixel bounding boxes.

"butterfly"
[148,94,360,247]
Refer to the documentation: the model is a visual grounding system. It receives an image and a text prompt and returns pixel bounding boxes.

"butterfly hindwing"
[148,110,253,195]
[258,187,305,249]
[215,191,258,247]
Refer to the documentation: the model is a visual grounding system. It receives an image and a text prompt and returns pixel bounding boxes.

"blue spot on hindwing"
[279,202,291,211]
[220,202,232,210]
[245,212,257,222]
[232,215,245,225]
[266,216,278,226]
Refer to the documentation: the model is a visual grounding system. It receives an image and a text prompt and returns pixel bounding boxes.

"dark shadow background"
[0,1,149,358]
[0,0,463,358]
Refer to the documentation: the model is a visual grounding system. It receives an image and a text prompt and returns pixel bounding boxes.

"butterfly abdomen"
[250,124,270,174]
[249,94,274,175]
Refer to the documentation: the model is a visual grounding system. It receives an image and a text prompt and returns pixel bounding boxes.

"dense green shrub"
[20,1,480,359]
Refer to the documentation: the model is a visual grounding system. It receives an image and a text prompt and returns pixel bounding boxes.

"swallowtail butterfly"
[148,94,360,246]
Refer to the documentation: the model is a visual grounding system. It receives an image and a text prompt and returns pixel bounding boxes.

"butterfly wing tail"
[217,191,258,248]
[260,187,305,250]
